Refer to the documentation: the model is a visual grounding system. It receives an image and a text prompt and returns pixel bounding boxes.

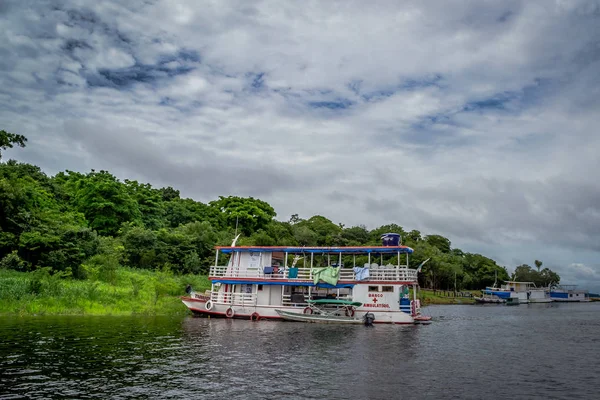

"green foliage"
[0,267,211,315]
[124,180,165,230]
[0,250,28,271]
[514,263,560,287]
[425,234,452,253]
[209,195,276,235]
[71,170,142,236]
[294,215,341,245]
[0,130,27,159]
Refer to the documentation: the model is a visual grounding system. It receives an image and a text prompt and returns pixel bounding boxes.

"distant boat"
[550,285,590,302]
[474,294,505,304]
[484,281,552,303]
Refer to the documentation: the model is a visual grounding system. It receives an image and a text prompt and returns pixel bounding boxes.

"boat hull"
[275,309,363,324]
[181,297,418,324]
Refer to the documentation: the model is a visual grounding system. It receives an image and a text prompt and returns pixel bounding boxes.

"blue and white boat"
[549,285,590,302]
[484,281,552,304]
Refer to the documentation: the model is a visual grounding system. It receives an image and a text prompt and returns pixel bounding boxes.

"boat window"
[381,286,394,292]
[258,284,263,291]
[368,286,379,292]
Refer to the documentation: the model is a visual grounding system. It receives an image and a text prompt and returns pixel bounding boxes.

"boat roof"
[216,245,414,254]
[307,299,363,306]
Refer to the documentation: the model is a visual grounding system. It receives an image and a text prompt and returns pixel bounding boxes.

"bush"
[0,251,29,272]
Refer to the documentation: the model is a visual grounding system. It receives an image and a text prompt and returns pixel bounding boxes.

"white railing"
[211,291,257,306]
[209,266,418,282]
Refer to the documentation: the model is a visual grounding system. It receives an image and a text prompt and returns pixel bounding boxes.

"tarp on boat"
[312,266,340,286]
[307,299,362,307]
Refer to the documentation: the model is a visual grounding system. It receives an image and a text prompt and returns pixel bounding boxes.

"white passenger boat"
[550,285,590,302]
[181,233,432,325]
[484,281,552,303]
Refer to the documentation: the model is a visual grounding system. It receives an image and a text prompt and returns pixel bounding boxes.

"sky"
[1,0,600,292]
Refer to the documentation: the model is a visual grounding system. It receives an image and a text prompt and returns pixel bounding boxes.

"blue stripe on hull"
[483,290,511,299]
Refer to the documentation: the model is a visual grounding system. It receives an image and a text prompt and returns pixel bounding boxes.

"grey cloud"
[62,120,301,200]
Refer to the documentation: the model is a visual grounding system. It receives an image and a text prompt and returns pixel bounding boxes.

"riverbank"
[0,268,210,316]
[419,289,481,305]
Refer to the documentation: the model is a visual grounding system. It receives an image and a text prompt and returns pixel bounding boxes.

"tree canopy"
[0,130,27,160]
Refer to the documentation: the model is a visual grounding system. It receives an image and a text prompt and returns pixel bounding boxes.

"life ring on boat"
[303,307,313,315]
[205,300,213,311]
[345,307,355,317]
[250,312,260,322]
[226,307,235,318]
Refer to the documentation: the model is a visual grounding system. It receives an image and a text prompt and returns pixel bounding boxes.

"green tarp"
[312,266,340,286]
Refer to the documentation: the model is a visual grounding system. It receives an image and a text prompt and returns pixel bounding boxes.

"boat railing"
[210,291,257,306]
[209,266,418,282]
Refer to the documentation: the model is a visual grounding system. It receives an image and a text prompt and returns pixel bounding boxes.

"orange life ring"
[250,312,260,321]
[345,307,355,317]
[303,307,313,315]
[226,307,234,318]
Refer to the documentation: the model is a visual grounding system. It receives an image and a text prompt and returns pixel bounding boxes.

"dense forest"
[0,130,560,291]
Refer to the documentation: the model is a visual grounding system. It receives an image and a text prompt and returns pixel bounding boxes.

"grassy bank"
[419,289,481,305]
[0,267,210,316]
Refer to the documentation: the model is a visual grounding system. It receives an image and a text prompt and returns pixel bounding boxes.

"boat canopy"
[307,299,363,307]
[216,245,414,254]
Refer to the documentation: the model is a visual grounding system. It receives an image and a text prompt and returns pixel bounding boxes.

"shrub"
[0,251,29,272]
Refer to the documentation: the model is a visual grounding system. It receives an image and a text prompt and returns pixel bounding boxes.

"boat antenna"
[234,215,239,237]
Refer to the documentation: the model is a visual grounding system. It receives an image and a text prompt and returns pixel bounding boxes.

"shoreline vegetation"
[0,268,210,316]
[0,130,561,315]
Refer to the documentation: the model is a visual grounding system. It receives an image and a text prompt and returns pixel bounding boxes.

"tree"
[425,235,452,254]
[72,171,142,236]
[124,180,165,230]
[209,196,276,236]
[535,259,542,273]
[0,130,27,159]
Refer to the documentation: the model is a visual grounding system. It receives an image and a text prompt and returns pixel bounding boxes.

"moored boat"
[483,281,552,304]
[181,233,431,325]
[550,285,590,302]
[474,294,505,304]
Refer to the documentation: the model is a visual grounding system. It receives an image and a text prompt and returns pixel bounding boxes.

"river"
[1,303,599,399]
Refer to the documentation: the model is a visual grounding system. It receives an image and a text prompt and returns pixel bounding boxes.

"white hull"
[182,297,417,324]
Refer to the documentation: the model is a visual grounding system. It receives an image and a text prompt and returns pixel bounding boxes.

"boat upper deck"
[209,265,419,282]
[211,241,419,283]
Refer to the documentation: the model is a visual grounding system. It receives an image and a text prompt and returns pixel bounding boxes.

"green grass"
[418,289,481,305]
[0,267,210,316]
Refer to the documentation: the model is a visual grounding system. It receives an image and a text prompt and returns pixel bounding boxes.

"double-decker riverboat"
[181,233,431,324]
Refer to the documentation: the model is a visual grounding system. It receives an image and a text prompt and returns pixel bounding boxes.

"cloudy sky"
[1,0,600,291]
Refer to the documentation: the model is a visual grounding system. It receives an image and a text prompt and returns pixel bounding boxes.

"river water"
[1,303,599,399]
